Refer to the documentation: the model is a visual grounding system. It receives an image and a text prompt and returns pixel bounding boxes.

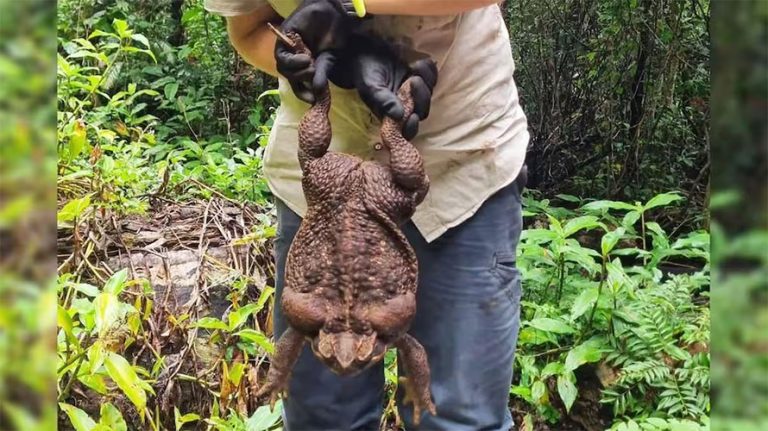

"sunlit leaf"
[58,195,92,222]
[557,374,578,412]
[570,287,599,321]
[565,339,605,371]
[60,403,96,431]
[526,318,575,334]
[581,200,638,212]
[643,192,683,210]
[103,268,129,295]
[99,403,127,431]
[531,380,547,403]
[104,352,147,413]
[68,120,87,162]
[563,215,601,237]
[237,329,274,354]
[94,292,119,336]
[601,227,626,256]
[194,317,229,331]
[246,400,283,431]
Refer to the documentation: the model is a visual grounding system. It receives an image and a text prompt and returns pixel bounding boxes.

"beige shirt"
[206,0,529,242]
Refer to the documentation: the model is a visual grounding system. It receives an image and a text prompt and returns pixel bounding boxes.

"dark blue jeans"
[273,180,523,431]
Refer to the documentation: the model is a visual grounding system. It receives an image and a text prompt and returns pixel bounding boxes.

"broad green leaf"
[79,373,108,395]
[621,210,641,229]
[58,195,92,222]
[99,403,127,431]
[565,339,605,371]
[103,268,129,295]
[175,407,201,430]
[601,228,626,256]
[246,400,283,431]
[563,216,601,237]
[58,304,74,340]
[671,231,710,250]
[646,222,667,239]
[237,329,275,354]
[643,192,683,210]
[255,286,275,312]
[570,287,599,320]
[541,362,564,378]
[555,194,581,203]
[531,380,547,403]
[105,352,147,413]
[131,33,150,48]
[112,19,131,39]
[643,417,668,428]
[546,214,563,236]
[229,361,246,386]
[68,120,87,162]
[194,317,230,331]
[581,200,638,212]
[94,292,119,336]
[526,318,575,334]
[562,245,601,274]
[557,375,578,412]
[521,228,559,244]
[164,82,179,101]
[71,282,100,297]
[228,303,259,330]
[59,403,96,431]
[89,29,117,39]
[88,340,106,372]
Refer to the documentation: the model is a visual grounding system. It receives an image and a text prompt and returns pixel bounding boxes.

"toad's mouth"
[310,329,389,375]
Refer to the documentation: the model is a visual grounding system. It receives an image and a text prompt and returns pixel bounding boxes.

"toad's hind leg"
[396,333,436,425]
[381,79,430,205]
[257,327,305,408]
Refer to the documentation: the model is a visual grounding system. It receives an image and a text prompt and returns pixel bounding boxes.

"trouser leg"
[398,180,524,430]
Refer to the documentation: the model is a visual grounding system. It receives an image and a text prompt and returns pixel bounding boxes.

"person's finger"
[289,80,315,105]
[360,86,404,120]
[312,51,337,93]
[409,76,433,120]
[402,113,420,141]
[410,58,438,90]
[276,52,312,73]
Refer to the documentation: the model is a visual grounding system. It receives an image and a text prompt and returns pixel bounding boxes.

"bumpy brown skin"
[257,32,436,423]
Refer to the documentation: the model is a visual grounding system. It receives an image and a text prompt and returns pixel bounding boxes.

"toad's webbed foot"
[396,334,436,426]
[257,327,305,409]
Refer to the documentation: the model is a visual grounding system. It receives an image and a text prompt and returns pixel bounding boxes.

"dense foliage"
[504,0,710,230]
[54,1,713,430]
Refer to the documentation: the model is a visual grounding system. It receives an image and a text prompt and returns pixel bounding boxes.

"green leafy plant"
[513,192,709,428]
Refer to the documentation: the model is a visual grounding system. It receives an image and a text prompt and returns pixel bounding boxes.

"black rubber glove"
[350,36,438,141]
[275,0,355,104]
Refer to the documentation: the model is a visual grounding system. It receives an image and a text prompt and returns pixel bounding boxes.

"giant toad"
[257,30,436,422]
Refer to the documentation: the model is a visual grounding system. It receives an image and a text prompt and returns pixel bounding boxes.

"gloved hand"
[348,36,438,141]
[275,0,356,104]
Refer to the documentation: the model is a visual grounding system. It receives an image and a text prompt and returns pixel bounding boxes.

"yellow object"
[351,0,366,17]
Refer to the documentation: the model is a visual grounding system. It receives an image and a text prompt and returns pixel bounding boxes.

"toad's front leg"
[257,327,305,408]
[396,333,436,426]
